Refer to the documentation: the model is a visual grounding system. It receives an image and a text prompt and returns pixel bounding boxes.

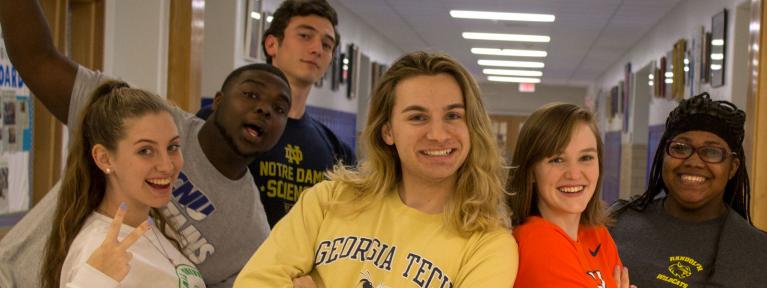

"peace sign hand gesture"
[86,203,151,282]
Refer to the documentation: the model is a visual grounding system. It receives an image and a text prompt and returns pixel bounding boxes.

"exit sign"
[519,83,536,92]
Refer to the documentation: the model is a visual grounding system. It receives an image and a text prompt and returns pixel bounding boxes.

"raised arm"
[0,0,78,122]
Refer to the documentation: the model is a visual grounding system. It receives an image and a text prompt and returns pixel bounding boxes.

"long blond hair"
[329,51,509,235]
[41,81,182,288]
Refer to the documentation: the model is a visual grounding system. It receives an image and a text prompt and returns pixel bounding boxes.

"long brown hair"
[41,81,180,287]
[329,51,510,235]
[506,103,609,227]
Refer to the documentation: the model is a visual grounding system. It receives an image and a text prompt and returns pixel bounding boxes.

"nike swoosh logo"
[589,243,601,257]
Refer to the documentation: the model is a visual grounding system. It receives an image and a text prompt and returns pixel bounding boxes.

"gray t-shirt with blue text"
[0,66,270,288]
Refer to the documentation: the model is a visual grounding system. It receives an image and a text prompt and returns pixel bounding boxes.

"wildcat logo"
[172,172,216,221]
[655,256,702,287]
[668,262,693,279]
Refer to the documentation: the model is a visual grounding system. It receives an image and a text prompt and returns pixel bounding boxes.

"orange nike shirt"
[513,216,622,288]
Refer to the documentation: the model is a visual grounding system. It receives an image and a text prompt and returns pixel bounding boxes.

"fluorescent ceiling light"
[711,39,724,46]
[648,74,654,80]
[483,69,543,77]
[450,10,555,22]
[710,53,724,60]
[711,64,722,71]
[471,48,547,57]
[267,16,274,23]
[250,12,261,20]
[665,79,673,84]
[478,59,545,68]
[463,32,550,43]
[665,72,673,77]
[488,76,541,83]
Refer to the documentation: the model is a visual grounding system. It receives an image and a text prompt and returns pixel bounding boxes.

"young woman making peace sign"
[41,81,205,287]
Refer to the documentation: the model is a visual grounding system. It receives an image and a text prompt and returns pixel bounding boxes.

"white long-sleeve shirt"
[61,212,205,288]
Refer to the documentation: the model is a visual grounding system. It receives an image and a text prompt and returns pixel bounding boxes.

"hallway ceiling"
[334,0,683,86]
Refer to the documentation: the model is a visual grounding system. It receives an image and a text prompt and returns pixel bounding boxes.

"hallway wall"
[103,0,170,97]
[593,0,751,201]
[595,0,748,128]
[482,82,588,116]
[98,0,404,115]
[200,0,403,114]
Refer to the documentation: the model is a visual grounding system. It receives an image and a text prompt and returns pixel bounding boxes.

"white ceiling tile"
[333,0,683,84]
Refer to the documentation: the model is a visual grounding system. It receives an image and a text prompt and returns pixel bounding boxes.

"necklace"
[145,221,207,285]
[145,222,178,267]
[94,209,205,284]
[94,207,177,266]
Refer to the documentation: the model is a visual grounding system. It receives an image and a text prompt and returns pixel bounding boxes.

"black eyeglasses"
[665,141,736,164]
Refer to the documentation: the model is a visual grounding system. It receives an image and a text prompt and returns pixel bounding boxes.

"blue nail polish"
[119,202,127,210]
[147,217,154,226]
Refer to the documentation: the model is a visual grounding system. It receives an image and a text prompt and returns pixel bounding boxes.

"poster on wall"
[685,48,694,97]
[664,50,673,99]
[701,29,711,84]
[617,80,624,114]
[346,44,359,99]
[243,0,264,61]
[649,61,663,97]
[330,45,341,91]
[672,39,686,100]
[590,89,602,116]
[710,9,727,88]
[688,31,698,97]
[339,53,347,85]
[609,85,619,121]
[658,56,666,98]
[623,63,631,132]
[370,62,388,92]
[371,62,381,91]
[0,35,33,216]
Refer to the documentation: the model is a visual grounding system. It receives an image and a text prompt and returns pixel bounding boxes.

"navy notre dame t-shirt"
[197,107,356,226]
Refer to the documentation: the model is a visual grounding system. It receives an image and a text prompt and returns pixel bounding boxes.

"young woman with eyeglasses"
[610,92,767,287]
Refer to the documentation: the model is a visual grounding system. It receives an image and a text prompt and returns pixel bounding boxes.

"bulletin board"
[0,36,33,223]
